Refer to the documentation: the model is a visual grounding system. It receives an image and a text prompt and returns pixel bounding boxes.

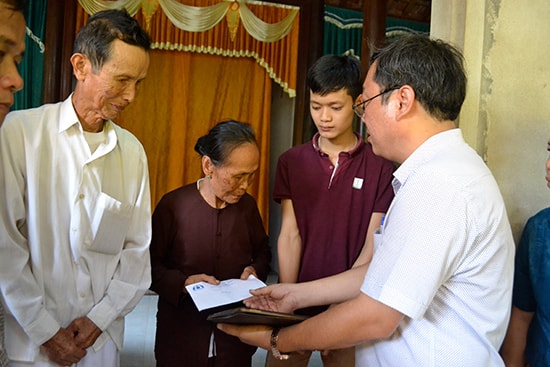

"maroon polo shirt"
[273,133,395,283]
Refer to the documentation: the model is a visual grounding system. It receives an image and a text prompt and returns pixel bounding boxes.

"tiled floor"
[121,293,322,367]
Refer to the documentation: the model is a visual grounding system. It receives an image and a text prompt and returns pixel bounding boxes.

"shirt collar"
[312,132,365,157]
[58,94,118,159]
[392,128,463,194]
[58,94,80,133]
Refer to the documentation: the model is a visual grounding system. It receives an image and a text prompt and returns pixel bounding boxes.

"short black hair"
[73,8,151,72]
[371,34,467,121]
[1,0,27,13]
[306,54,362,99]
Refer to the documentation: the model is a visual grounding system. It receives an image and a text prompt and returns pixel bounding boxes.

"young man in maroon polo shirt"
[268,54,395,367]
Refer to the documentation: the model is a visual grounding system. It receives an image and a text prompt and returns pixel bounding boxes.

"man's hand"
[217,323,272,349]
[41,328,86,366]
[68,317,102,350]
[244,283,301,313]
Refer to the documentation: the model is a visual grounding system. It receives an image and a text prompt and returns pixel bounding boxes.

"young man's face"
[0,3,25,123]
[309,88,355,140]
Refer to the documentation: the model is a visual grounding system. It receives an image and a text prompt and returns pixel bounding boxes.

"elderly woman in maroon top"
[150,120,271,367]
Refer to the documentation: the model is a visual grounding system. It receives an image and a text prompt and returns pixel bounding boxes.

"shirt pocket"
[89,192,133,255]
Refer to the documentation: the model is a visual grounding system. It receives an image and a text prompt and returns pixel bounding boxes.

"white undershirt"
[83,129,107,154]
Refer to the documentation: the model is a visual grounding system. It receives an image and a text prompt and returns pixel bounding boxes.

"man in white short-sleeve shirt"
[218,35,515,367]
[357,127,513,365]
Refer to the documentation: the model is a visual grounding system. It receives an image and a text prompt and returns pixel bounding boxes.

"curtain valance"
[76,0,299,97]
[323,5,430,57]
[324,5,363,57]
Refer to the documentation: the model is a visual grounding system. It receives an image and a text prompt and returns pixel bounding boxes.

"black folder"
[207,307,308,327]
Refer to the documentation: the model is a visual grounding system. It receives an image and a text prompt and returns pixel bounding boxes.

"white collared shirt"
[359,129,514,367]
[0,95,152,362]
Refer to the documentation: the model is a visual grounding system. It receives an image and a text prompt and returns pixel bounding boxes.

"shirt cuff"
[87,300,118,332]
[25,309,60,346]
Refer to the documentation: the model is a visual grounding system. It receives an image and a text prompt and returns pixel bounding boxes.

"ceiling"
[324,0,431,24]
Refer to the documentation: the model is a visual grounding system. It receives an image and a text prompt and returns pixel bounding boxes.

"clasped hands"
[41,316,101,367]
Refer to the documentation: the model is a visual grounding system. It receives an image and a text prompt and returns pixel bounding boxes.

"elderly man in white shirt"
[0,9,152,367]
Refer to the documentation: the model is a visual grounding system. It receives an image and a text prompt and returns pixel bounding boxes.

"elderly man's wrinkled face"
[0,3,25,123]
[79,39,149,123]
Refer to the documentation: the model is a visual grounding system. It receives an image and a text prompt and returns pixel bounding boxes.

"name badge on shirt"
[353,177,364,190]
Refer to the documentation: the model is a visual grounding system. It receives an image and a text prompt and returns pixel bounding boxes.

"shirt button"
[79,194,85,200]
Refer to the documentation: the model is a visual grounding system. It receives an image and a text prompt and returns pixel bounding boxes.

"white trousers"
[9,340,119,367]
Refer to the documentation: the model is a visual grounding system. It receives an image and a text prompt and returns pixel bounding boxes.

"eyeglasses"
[352,88,398,118]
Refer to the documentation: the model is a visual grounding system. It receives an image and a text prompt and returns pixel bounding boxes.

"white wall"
[432,0,550,242]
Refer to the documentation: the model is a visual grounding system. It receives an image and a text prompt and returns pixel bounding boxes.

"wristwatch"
[270,327,289,360]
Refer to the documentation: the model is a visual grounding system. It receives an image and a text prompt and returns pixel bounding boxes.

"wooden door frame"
[42,0,77,104]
